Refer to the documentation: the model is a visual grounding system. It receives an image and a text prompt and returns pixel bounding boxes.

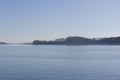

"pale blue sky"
[0,0,120,42]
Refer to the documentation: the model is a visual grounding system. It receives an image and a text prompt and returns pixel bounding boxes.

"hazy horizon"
[1,0,120,43]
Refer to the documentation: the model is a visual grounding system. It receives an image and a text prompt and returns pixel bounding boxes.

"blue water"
[0,45,120,80]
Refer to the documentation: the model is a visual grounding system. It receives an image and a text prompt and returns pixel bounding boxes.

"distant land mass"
[0,42,7,45]
[32,36,120,45]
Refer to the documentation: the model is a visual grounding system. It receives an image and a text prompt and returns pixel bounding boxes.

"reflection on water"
[0,45,120,80]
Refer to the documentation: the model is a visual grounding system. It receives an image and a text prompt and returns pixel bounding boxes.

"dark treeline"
[32,36,120,45]
[0,42,7,45]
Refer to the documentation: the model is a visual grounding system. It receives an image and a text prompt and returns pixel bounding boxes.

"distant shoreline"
[1,36,120,45]
[32,36,120,45]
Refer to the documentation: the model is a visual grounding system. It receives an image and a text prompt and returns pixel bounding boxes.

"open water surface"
[0,45,120,80]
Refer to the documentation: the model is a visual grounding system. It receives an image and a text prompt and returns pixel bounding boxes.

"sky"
[0,0,120,43]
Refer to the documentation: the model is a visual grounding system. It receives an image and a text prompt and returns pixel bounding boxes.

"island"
[0,42,7,45]
[32,36,120,45]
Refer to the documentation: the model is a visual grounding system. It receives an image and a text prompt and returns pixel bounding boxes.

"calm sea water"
[0,45,120,80]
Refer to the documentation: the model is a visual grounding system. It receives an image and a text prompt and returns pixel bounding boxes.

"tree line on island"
[33,36,120,45]
[0,42,7,45]
[1,36,120,45]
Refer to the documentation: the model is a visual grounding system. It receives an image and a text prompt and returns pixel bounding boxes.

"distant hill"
[0,42,7,45]
[32,36,120,45]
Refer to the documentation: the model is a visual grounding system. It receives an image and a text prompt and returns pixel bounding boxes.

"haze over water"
[0,45,120,80]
